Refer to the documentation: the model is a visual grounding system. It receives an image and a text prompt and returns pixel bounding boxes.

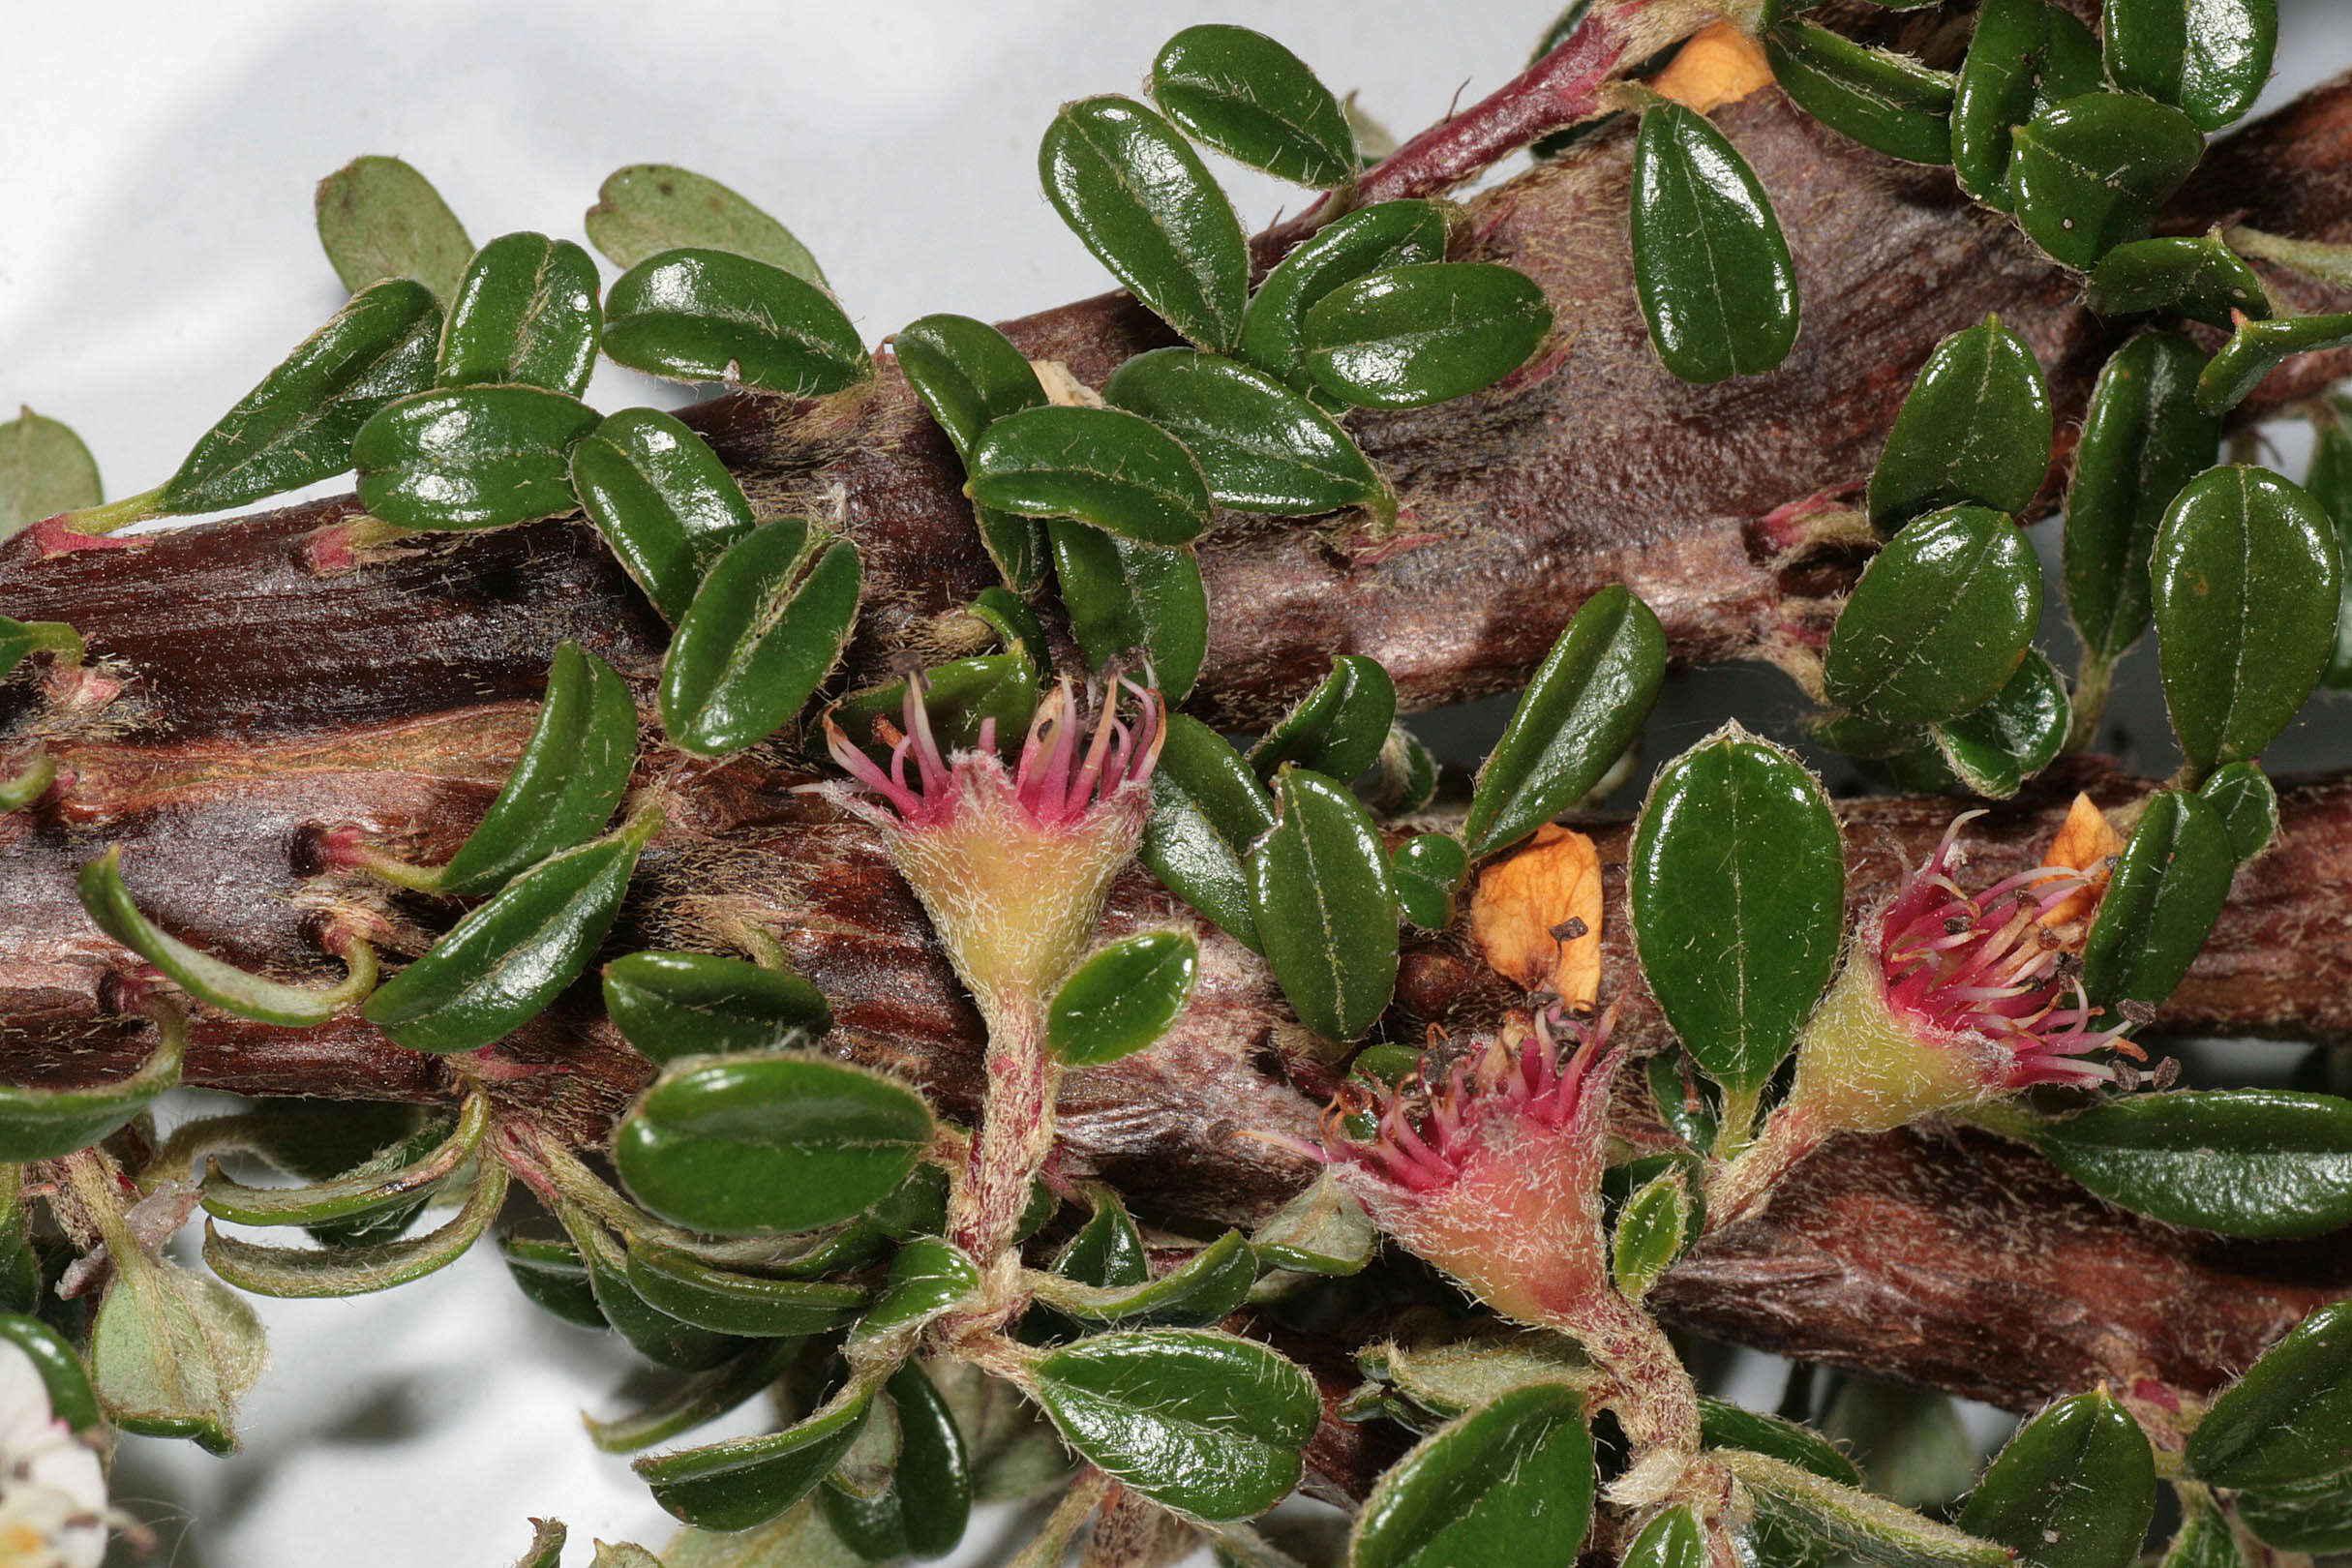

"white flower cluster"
[0,1342,106,1568]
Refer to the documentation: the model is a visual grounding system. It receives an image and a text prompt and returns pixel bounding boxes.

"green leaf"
[1950,0,2103,210]
[604,950,833,1066]
[588,1338,802,1456]
[858,1238,980,1340]
[623,1242,867,1338]
[1649,1054,1720,1152]
[162,279,441,515]
[1028,1328,1319,1522]
[0,1312,101,1432]
[437,230,602,396]
[1821,1380,1978,1515]
[892,314,1051,591]
[2087,235,2271,327]
[0,1007,182,1161]
[565,1217,752,1372]
[967,405,1212,546]
[1349,1383,1593,1568]
[1104,347,1393,522]
[2237,1471,2352,1553]
[1046,521,1208,700]
[2063,332,2220,668]
[1609,1167,1691,1301]
[614,1054,934,1237]
[2195,311,2352,416]
[1249,1170,1374,1278]
[660,517,863,757]
[1047,930,1199,1068]
[90,1253,267,1454]
[1764,23,1954,165]
[508,1518,568,1568]
[2197,760,2279,861]
[603,249,870,395]
[570,407,760,622]
[362,810,659,1053]
[2103,0,2277,132]
[1700,1396,1859,1568]
[1057,1190,1150,1288]
[820,1362,974,1560]
[1722,1450,2010,1568]
[587,166,825,285]
[1140,714,1276,950]
[2151,465,2342,772]
[1304,262,1553,407]
[1622,1507,1705,1568]
[2020,1088,2352,1239]
[1629,102,1799,384]
[2305,399,2352,690]
[1150,25,1356,188]
[1371,723,1442,815]
[499,1231,610,1330]
[2186,1299,2352,1488]
[0,617,80,682]
[78,845,377,1026]
[353,383,599,529]
[1238,200,1451,397]
[1250,654,1398,785]
[830,654,1039,770]
[1463,585,1666,858]
[2009,92,2206,272]
[965,586,1052,673]
[2081,789,2233,1014]
[314,155,473,301]
[1628,725,1845,1096]
[201,1092,483,1227]
[1824,506,2041,726]
[1040,97,1251,351]
[1391,833,1470,932]
[1249,767,1401,1044]
[1958,1390,2154,1568]
[0,407,102,539]
[1031,1230,1258,1328]
[663,1496,871,1568]
[1931,648,2069,799]
[1867,318,2054,534]
[201,1155,507,1299]
[637,1377,877,1531]
[2156,1494,2246,1568]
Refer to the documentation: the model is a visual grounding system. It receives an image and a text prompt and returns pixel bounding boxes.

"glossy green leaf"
[1104,347,1393,523]
[819,1362,973,1560]
[660,517,862,757]
[78,845,376,1026]
[0,407,102,539]
[1622,1507,1705,1568]
[162,279,441,515]
[1868,319,2054,534]
[1629,103,1799,384]
[1249,767,1400,1044]
[90,1254,265,1455]
[1303,261,1553,407]
[1950,0,2103,209]
[1932,648,2069,799]
[865,1162,952,1243]
[2186,1299,2352,1488]
[201,1093,482,1228]
[1029,1328,1319,1522]
[604,950,833,1066]
[315,155,472,300]
[2237,1471,2352,1553]
[588,1338,802,1456]
[571,407,760,622]
[2198,761,2278,861]
[1040,97,1251,351]
[829,654,1039,769]
[1764,23,1954,165]
[201,1156,507,1299]
[1350,1383,1593,1568]
[2152,465,2341,771]
[1238,200,1451,396]
[964,586,1051,673]
[2156,1494,2246,1568]
[1047,930,1199,1068]
[893,313,1051,590]
[1648,1054,1719,1152]
[1150,25,1356,188]
[2081,789,2233,1013]
[1371,723,1441,815]
[1249,1169,1374,1278]
[637,1377,876,1531]
[1140,714,1275,950]
[1057,1189,1150,1289]
[1046,521,1208,700]
[1391,833,1469,932]
[1629,726,1845,1095]
[1609,1167,1691,1302]
[352,383,598,529]
[567,1219,755,1372]
[2063,332,2220,666]
[624,1242,867,1338]
[0,1312,100,1432]
[1824,506,2041,725]
[2010,93,2207,272]
[2195,311,2352,416]
[499,1231,610,1330]
[2306,399,2352,689]
[615,1054,933,1237]
[1700,1396,1858,1568]
[0,1004,181,1161]
[1722,1451,2010,1568]
[437,231,602,395]
[1250,654,1398,784]
[859,1238,980,1340]
[587,166,824,284]
[362,810,659,1053]
[1464,585,1666,857]
[2103,0,2277,132]
[2022,1088,2352,1239]
[2088,234,2270,327]
[603,249,870,395]
[967,405,1212,546]
[1039,1231,1256,1329]
[1958,1390,2154,1568]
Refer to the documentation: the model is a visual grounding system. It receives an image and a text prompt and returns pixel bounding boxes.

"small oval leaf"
[1046,521,1208,701]
[1629,102,1799,384]
[570,407,760,623]
[967,405,1212,546]
[2023,1089,2352,1240]
[1047,930,1199,1068]
[1249,767,1401,1044]
[1764,23,1954,166]
[604,950,832,1065]
[1250,654,1399,785]
[1957,1389,2155,1568]
[1104,347,1392,521]
[2195,311,2352,416]
[586,166,825,284]
[2080,788,2234,1014]
[0,407,103,539]
[437,231,602,396]
[2186,1299,2352,1490]
[893,314,1052,590]
[2087,234,2271,328]
[1349,1383,1594,1568]
[2236,1472,2352,1553]
[352,383,599,530]
[201,1156,507,1300]
[660,519,863,758]
[636,1379,875,1531]
[1140,713,1277,950]
[2103,0,2277,132]
[2010,92,2206,272]
[1030,1230,1257,1327]
[623,1242,867,1338]
[1150,25,1357,188]
[1950,0,2103,209]
[2198,760,2279,862]
[1823,505,2042,726]
[1621,1507,1705,1568]
[314,155,473,301]
[1391,833,1470,933]
[1239,200,1451,396]
[603,250,870,395]
[1931,648,2070,799]
[1868,318,2054,534]
[1301,262,1553,408]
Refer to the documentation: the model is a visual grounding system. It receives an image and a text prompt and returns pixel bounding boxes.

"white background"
[4,5,2348,1566]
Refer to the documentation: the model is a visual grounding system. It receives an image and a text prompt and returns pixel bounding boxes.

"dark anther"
[1945,917,1970,935]
[1549,916,1588,942]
